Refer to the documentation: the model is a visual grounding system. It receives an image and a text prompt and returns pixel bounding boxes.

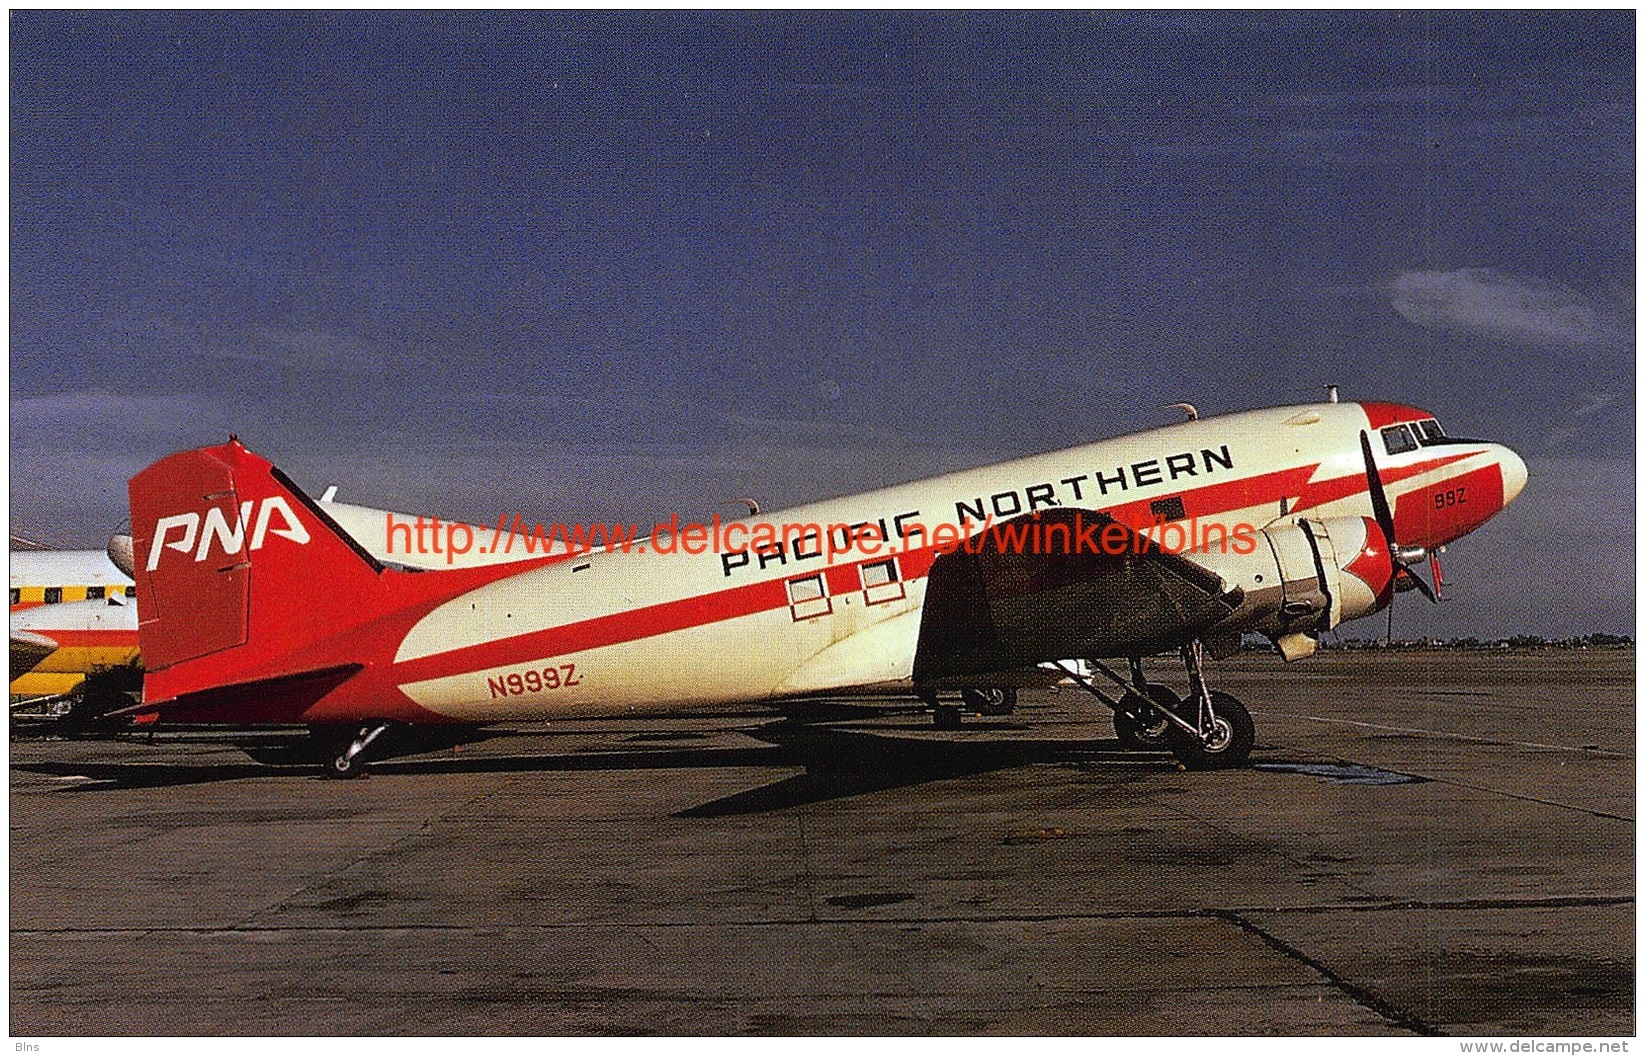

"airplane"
[121,398,1526,777]
[9,547,140,710]
[9,596,141,722]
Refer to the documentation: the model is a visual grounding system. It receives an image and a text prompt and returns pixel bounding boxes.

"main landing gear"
[1057,642,1254,770]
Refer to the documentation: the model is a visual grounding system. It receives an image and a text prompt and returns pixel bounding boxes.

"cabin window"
[1150,496,1186,522]
[786,572,832,621]
[8,589,17,606]
[125,586,137,598]
[1381,424,1418,456]
[43,587,62,605]
[861,558,906,605]
[86,585,105,600]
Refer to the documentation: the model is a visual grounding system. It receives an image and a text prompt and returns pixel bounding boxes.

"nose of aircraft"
[1496,444,1528,507]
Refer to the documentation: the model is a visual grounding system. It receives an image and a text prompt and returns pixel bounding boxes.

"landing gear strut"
[1166,641,1253,770]
[1056,643,1254,769]
[324,721,392,779]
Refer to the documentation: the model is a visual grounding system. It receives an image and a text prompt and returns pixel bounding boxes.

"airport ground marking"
[1270,712,1628,758]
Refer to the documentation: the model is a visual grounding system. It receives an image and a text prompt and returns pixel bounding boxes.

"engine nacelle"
[1195,515,1394,660]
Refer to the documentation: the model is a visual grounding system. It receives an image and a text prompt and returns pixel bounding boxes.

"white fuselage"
[386,402,1515,721]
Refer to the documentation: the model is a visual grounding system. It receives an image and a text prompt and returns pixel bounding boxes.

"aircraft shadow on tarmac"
[12,708,1153,814]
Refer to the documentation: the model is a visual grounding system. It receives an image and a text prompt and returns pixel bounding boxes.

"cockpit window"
[1415,419,1446,445]
[1381,424,1418,456]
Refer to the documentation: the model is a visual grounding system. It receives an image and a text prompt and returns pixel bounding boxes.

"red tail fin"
[130,439,557,723]
[129,439,399,716]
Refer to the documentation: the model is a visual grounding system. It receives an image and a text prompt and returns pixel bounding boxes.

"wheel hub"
[1201,716,1234,753]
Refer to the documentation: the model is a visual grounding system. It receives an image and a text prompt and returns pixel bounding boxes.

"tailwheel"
[321,721,391,780]
[1113,684,1178,751]
[961,687,1016,716]
[326,750,366,780]
[1168,691,1254,770]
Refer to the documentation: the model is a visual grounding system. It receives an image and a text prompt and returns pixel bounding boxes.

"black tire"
[1168,691,1254,770]
[932,704,963,730]
[961,687,1016,716]
[1113,684,1179,751]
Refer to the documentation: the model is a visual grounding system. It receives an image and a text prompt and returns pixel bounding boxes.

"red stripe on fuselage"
[1289,451,1476,515]
[392,578,791,686]
[387,454,1478,688]
[388,447,1493,687]
[1360,401,1432,429]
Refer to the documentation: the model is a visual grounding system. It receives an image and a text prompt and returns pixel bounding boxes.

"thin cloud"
[1388,267,1626,348]
[1547,390,1629,450]
[201,325,397,374]
[10,388,218,445]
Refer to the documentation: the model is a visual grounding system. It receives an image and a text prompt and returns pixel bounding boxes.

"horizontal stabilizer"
[109,663,365,723]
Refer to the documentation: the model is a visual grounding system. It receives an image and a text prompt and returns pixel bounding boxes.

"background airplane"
[10,546,134,610]
[9,547,138,716]
[9,596,140,724]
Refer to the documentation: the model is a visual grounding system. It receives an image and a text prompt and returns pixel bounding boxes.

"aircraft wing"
[912,508,1243,686]
[10,628,59,678]
[9,596,141,687]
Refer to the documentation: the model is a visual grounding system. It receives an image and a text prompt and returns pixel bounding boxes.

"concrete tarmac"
[10,650,1634,1036]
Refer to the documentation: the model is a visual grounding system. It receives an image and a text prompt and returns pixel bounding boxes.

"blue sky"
[10,11,1634,635]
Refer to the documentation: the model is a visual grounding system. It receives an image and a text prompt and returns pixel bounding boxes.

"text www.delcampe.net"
[382,511,1263,567]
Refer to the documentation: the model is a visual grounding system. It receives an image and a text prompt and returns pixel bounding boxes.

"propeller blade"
[1400,561,1439,604]
[1363,432,1438,605]
[1359,430,1397,546]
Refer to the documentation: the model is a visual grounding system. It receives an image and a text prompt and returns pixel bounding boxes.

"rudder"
[129,438,389,708]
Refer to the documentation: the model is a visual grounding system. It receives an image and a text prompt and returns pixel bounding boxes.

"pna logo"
[146,497,310,570]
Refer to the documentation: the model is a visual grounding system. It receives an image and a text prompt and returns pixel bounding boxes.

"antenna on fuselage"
[1325,385,1340,403]
[1169,402,1198,421]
